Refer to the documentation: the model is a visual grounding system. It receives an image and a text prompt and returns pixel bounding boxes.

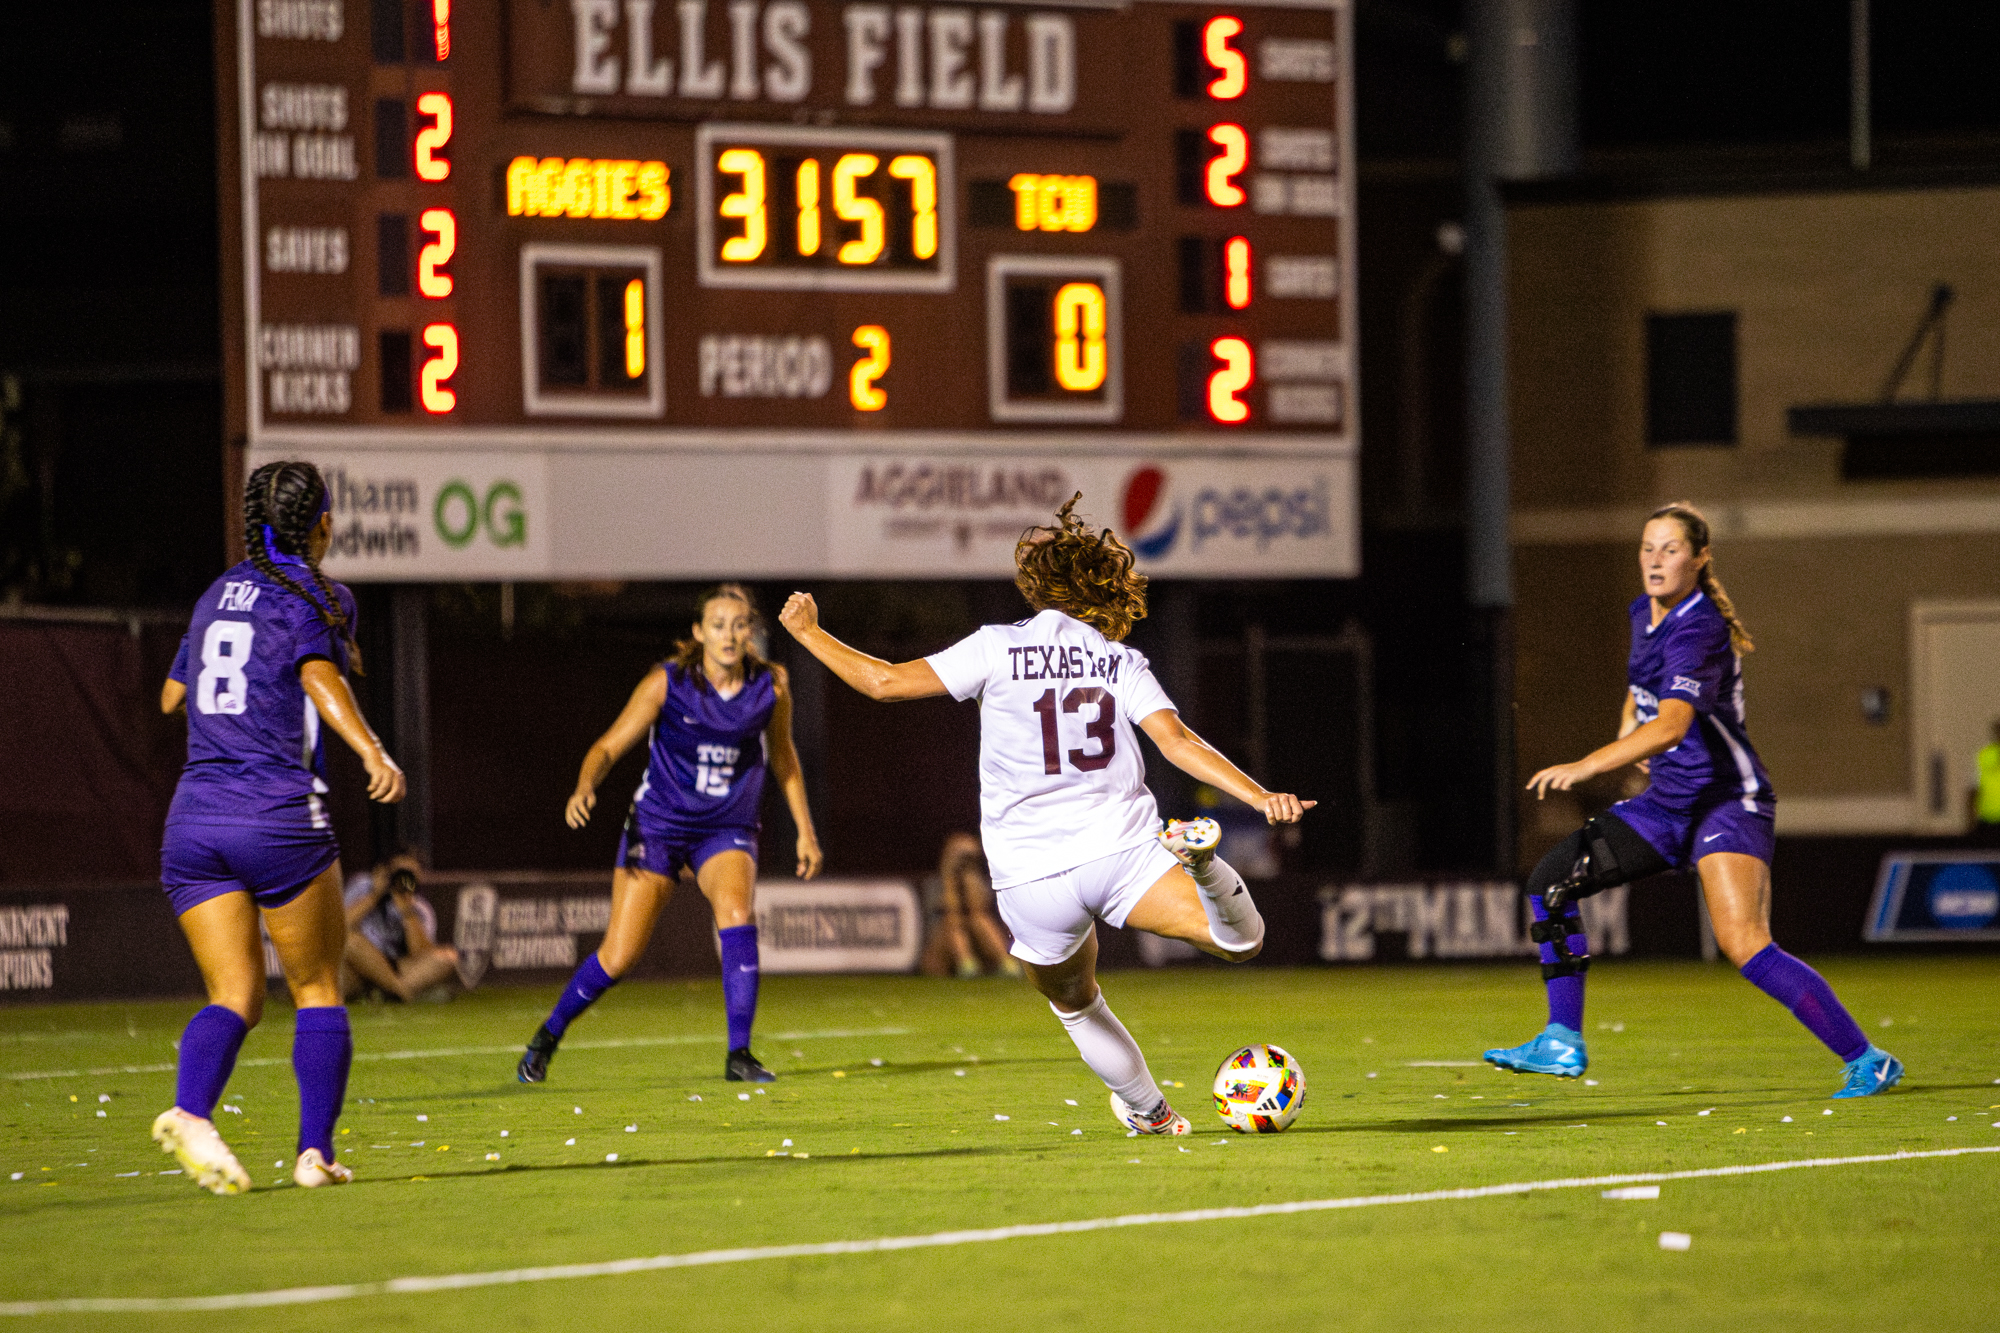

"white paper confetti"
[1658,1232,1691,1251]
[159,1170,181,1175]
[1697,1109,1713,1116]
[1071,1129,1082,1136]
[783,1139,793,1147]
[954,1070,967,1077]
[994,1115,1010,1121]
[688,1096,702,1103]
[1656,1121,1668,1126]
[625,1125,637,1133]
[1127,1159,1141,1164]
[605,1153,618,1162]
[1433,1094,1447,1100]
[98,1095,110,1103]
[573,1107,583,1115]
[1781,1116,1793,1123]
[9,1173,21,1180]
[738,1093,751,1101]
[1126,1130,1137,1138]
[1366,1072,1378,1079]
[111,1170,137,1177]
[485,1153,500,1161]
[500,1130,509,1137]
[1946,1116,1957,1122]
[274,1160,284,1168]
[565,1138,576,1146]
[95,1111,105,1118]
[1603,1185,1659,1200]
[870,1058,885,1067]
[755,1088,766,1096]
[1584,1079,1599,1087]
[1064,1099,1078,1106]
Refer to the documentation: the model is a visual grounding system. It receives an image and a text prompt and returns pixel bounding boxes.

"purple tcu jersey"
[166,558,356,828]
[631,661,776,832]
[1627,590,1773,813]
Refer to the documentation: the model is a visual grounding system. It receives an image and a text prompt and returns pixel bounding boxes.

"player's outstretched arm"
[567,667,667,828]
[301,659,406,804]
[778,592,948,702]
[1526,697,1694,799]
[765,664,824,879]
[1138,709,1315,825]
[160,677,187,714]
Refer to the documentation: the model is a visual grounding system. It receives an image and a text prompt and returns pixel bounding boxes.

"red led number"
[432,0,451,61]
[418,208,455,298]
[421,323,458,414]
[1205,124,1248,207]
[1208,336,1252,423]
[1223,236,1252,309]
[415,93,452,181]
[1204,16,1247,99]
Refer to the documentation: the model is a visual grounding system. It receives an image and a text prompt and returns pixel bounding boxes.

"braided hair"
[1013,492,1148,642]
[1649,502,1754,655]
[671,583,771,690]
[244,460,360,669]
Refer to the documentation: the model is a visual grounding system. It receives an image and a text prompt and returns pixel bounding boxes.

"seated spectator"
[342,853,461,1002]
[920,833,1021,978]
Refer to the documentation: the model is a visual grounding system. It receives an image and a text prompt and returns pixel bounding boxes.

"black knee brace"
[1523,813,1666,976]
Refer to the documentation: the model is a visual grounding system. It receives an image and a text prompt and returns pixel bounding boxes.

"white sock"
[1051,996,1163,1113]
[1191,855,1264,953]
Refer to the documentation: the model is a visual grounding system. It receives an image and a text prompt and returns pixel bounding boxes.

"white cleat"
[293,1147,354,1187]
[1158,818,1222,876]
[1109,1091,1193,1136]
[152,1108,252,1196]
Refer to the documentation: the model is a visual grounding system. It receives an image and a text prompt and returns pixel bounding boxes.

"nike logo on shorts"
[733,838,752,846]
[1703,833,1724,843]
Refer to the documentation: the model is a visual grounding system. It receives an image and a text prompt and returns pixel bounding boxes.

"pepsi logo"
[1121,466,1181,559]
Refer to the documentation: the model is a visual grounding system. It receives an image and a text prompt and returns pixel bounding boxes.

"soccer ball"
[1211,1043,1305,1133]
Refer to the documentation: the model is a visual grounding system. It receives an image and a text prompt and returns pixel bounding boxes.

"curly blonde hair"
[1013,493,1148,641]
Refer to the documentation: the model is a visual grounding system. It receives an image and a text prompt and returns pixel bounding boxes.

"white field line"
[0,1028,912,1083]
[3,1146,1993,1317]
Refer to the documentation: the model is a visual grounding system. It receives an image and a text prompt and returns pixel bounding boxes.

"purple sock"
[1529,896,1588,1033]
[175,1005,249,1120]
[292,1007,351,1158]
[719,924,759,1051]
[1739,944,1869,1062]
[544,953,617,1039]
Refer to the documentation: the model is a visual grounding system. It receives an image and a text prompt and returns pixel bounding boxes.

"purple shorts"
[617,813,758,881]
[160,820,340,917]
[1611,790,1776,869]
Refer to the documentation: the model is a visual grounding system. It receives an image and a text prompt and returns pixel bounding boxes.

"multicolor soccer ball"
[1211,1043,1305,1133]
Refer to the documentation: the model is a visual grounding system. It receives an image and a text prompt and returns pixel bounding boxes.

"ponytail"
[1650,502,1753,655]
[244,460,362,671]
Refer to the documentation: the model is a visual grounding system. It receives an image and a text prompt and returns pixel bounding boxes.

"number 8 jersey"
[926,609,1177,888]
[166,559,357,828]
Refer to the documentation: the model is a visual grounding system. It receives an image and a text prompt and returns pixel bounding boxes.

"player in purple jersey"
[1483,504,1902,1098]
[153,461,406,1194]
[518,584,822,1084]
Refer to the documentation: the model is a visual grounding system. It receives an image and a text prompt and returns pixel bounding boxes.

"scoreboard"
[222,0,1355,580]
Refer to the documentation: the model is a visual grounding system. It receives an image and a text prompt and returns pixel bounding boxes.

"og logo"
[435,479,526,549]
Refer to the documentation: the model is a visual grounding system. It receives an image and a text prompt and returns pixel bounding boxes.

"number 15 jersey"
[926,609,1176,889]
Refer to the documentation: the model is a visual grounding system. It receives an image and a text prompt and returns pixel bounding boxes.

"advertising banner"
[826,454,1358,578]
[751,881,922,974]
[245,450,551,581]
[1866,852,2000,941]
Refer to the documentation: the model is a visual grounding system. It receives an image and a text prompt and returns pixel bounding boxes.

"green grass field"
[3,957,1998,1330]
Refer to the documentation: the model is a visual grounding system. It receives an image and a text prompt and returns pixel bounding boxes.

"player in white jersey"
[781,495,1312,1134]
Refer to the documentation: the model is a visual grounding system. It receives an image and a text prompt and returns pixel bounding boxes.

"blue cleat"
[1483,1024,1588,1077]
[1831,1045,1903,1098]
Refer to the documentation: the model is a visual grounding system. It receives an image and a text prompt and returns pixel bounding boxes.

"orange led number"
[795,159,821,255]
[1204,17,1247,99]
[622,279,645,379]
[421,323,458,414]
[1053,283,1107,393]
[1208,336,1252,423]
[432,0,451,60]
[417,208,455,297]
[414,93,452,181]
[1205,124,1248,207]
[718,148,767,261]
[1223,236,1251,309]
[850,325,890,410]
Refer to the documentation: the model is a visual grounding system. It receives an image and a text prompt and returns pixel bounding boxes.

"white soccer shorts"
[996,839,1182,966]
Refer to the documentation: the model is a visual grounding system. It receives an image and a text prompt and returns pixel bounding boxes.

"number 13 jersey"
[926,609,1176,889]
